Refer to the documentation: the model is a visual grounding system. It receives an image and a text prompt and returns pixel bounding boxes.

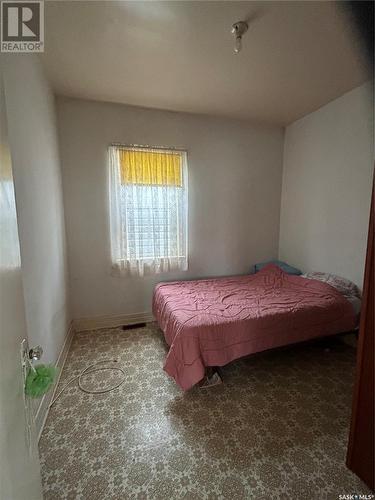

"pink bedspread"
[152,264,356,390]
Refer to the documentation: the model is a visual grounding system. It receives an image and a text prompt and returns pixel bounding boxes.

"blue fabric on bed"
[253,260,302,275]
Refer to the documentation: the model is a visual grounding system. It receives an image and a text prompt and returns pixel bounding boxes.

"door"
[0,66,43,499]
[346,171,374,490]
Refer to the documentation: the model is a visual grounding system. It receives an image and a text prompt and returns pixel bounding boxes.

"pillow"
[253,260,302,275]
[301,272,361,299]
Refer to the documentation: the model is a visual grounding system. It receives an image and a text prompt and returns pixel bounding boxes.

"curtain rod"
[110,143,187,153]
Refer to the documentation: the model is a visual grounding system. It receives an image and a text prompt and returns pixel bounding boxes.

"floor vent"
[122,322,147,330]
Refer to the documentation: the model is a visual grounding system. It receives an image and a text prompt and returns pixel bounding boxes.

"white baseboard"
[35,321,75,441]
[73,311,154,332]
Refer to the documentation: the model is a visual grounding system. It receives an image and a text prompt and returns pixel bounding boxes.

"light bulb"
[234,36,242,54]
[231,21,248,55]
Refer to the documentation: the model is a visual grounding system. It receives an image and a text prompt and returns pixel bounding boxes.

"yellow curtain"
[120,149,182,187]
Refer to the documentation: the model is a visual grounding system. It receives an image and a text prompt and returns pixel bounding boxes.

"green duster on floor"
[25,364,57,398]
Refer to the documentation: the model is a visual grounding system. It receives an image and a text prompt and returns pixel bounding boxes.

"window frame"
[108,143,189,276]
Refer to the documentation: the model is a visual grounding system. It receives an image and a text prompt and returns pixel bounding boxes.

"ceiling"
[41,1,370,126]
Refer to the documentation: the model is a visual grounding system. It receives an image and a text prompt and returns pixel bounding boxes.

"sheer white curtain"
[109,146,188,277]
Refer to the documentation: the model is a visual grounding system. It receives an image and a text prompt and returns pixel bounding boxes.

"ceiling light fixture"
[231,21,248,54]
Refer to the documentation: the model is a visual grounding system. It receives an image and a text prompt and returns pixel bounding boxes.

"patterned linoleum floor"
[39,323,371,500]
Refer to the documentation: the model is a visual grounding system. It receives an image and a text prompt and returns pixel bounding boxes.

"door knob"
[29,345,43,361]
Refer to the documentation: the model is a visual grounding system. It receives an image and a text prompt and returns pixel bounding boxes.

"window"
[109,145,188,276]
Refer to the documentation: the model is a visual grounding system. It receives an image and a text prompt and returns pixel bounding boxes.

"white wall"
[279,82,373,287]
[57,97,284,319]
[2,55,70,365]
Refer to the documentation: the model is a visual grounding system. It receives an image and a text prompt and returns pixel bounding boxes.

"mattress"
[152,264,356,390]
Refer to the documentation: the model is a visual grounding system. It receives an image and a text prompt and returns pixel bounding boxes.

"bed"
[152,264,358,390]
